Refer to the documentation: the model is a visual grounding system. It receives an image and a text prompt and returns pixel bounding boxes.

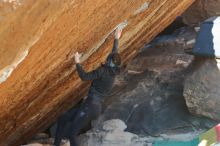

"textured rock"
[77,119,202,146]
[0,0,23,15]
[91,28,217,137]
[0,0,194,145]
[182,0,220,26]
[183,58,220,121]
[78,119,146,146]
[102,119,127,131]
[25,27,217,146]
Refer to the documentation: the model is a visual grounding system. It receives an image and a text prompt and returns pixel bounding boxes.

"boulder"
[78,119,146,146]
[102,119,127,131]
[182,0,220,26]
[0,0,195,145]
[91,28,217,138]
[183,58,220,121]
[77,119,203,146]
[24,27,218,146]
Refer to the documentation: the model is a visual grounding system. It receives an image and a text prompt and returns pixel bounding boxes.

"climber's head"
[106,53,121,67]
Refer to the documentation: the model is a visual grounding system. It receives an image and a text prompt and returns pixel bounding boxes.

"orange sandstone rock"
[0,0,194,145]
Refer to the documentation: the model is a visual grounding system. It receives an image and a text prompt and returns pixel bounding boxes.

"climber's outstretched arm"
[111,27,122,53]
[76,63,104,81]
[74,52,104,81]
[111,39,119,54]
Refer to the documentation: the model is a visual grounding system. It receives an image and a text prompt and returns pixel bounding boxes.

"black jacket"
[76,39,120,100]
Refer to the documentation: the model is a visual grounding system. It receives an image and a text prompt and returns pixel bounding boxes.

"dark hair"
[111,53,121,66]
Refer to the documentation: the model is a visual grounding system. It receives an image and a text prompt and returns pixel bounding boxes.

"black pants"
[54,98,102,146]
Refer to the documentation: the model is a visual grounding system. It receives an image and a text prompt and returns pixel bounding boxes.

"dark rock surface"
[93,27,217,137]
[183,0,220,26]
[184,58,220,121]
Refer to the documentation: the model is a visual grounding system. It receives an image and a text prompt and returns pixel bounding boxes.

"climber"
[54,27,123,146]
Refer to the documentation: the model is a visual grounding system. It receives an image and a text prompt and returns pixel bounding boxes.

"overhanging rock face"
[0,0,194,145]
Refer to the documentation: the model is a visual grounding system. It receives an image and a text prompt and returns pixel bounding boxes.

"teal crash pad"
[153,138,199,146]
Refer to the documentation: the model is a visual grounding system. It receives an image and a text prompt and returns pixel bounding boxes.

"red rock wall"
[0,0,194,145]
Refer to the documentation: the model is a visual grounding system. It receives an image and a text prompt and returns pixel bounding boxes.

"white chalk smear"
[80,21,129,63]
[0,35,41,84]
[0,50,29,84]
[133,2,149,16]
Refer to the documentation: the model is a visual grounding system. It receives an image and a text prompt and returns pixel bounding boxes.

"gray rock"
[184,58,220,121]
[78,119,203,146]
[182,0,220,26]
[92,28,214,137]
[102,119,127,131]
[78,119,146,146]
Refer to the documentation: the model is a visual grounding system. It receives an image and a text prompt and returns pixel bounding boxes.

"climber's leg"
[54,107,78,146]
[69,98,101,146]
